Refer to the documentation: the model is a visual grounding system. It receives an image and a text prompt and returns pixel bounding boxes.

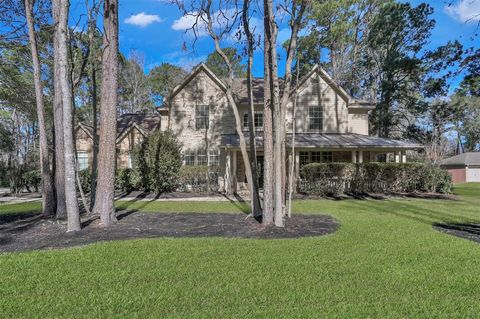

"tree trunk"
[242,0,262,218]
[262,0,275,226]
[52,0,67,219]
[92,0,118,226]
[87,2,99,210]
[90,60,98,210]
[56,0,81,232]
[264,0,284,227]
[24,0,55,218]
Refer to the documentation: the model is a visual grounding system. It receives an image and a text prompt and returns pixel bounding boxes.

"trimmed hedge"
[300,162,452,196]
[178,165,220,192]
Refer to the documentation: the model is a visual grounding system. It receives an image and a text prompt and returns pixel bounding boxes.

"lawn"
[1,184,480,318]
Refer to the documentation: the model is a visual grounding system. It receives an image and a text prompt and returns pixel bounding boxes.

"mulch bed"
[0,211,338,253]
[434,223,480,244]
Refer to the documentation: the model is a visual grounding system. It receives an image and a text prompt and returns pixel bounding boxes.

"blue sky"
[70,0,480,79]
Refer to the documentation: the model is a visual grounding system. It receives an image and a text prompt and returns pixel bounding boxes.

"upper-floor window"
[243,111,264,131]
[308,105,323,131]
[77,152,89,171]
[196,105,209,129]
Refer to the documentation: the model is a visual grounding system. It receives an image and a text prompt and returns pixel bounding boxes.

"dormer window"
[308,105,323,131]
[195,105,209,129]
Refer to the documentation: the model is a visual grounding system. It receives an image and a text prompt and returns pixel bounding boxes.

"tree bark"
[263,0,284,227]
[24,0,55,218]
[92,0,118,226]
[242,0,262,218]
[56,0,81,232]
[262,0,275,226]
[52,0,66,219]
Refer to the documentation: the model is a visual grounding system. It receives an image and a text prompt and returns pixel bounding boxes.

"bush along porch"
[299,162,452,196]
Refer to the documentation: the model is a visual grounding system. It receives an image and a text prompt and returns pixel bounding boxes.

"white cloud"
[171,9,239,38]
[171,12,209,37]
[445,0,480,23]
[124,12,163,27]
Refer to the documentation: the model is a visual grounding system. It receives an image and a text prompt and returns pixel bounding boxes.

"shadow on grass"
[221,193,251,215]
[350,199,479,227]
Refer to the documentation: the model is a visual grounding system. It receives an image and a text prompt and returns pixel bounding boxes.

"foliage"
[300,163,356,196]
[21,170,41,192]
[2,184,480,317]
[118,51,155,114]
[78,170,92,194]
[450,74,480,151]
[115,168,137,193]
[205,47,246,78]
[300,162,452,195]
[132,130,182,193]
[177,165,220,192]
[148,63,188,105]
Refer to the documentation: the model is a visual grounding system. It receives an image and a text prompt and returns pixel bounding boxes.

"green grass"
[0,201,41,215]
[1,184,480,318]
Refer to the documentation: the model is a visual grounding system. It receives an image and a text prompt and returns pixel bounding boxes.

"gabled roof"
[290,65,374,110]
[164,63,374,108]
[166,63,227,103]
[441,152,480,167]
[77,113,161,144]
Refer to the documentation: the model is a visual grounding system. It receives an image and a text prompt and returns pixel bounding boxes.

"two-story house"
[163,64,422,193]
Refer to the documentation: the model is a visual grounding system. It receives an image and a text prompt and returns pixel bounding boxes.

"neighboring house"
[162,63,422,193]
[441,152,480,183]
[75,113,162,170]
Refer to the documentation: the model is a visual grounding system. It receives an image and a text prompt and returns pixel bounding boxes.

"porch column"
[225,151,232,194]
[401,151,407,163]
[358,150,364,163]
[351,150,357,163]
[394,151,400,163]
[232,150,237,193]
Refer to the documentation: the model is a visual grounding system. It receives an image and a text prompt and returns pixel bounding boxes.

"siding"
[286,72,349,133]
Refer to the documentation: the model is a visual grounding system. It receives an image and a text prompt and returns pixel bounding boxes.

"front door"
[256,155,264,188]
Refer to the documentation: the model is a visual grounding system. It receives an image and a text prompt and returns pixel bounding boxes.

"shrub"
[78,170,92,193]
[300,163,355,196]
[299,162,452,196]
[178,165,219,192]
[22,170,41,192]
[132,130,182,193]
[115,168,135,193]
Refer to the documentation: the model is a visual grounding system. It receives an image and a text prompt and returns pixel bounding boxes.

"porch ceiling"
[221,133,423,150]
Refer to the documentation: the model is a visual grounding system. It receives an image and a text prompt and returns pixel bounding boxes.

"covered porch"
[221,133,423,194]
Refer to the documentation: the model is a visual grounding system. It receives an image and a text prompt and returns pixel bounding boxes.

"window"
[77,152,89,171]
[322,152,333,162]
[197,149,208,166]
[299,152,309,167]
[209,150,219,166]
[254,112,264,130]
[184,151,195,166]
[127,154,132,169]
[243,113,249,130]
[243,112,264,131]
[308,105,323,130]
[310,152,322,163]
[195,105,209,129]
